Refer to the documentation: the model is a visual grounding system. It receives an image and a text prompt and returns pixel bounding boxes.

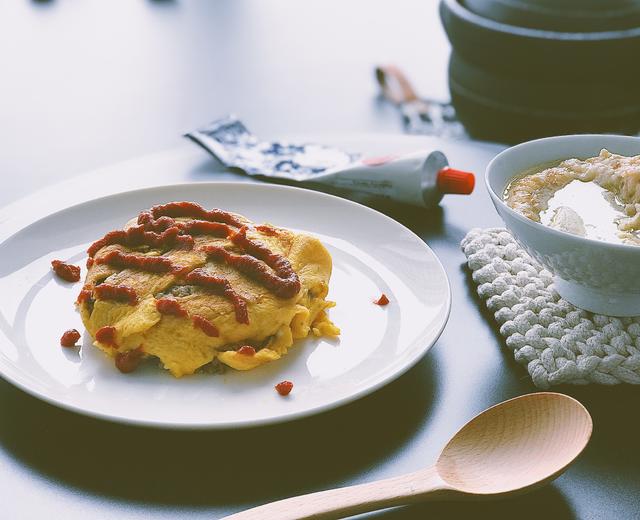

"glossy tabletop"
[1,1,639,519]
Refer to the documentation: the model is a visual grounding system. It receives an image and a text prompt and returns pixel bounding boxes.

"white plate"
[0,182,450,429]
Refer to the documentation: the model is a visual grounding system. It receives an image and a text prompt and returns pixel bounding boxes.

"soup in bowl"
[486,134,640,316]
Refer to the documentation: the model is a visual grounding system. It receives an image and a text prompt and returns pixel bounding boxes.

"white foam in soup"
[541,179,627,244]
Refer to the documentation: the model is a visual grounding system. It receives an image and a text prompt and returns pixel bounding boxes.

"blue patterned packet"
[185,115,359,182]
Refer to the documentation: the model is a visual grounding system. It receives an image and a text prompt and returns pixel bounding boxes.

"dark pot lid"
[440,0,640,76]
[463,0,640,32]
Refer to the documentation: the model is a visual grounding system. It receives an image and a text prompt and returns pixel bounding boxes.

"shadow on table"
[361,484,574,519]
[0,352,440,508]
[556,384,640,471]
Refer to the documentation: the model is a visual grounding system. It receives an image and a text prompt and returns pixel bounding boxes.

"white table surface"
[2,2,640,520]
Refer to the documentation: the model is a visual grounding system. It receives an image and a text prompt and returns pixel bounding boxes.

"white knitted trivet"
[461,228,640,388]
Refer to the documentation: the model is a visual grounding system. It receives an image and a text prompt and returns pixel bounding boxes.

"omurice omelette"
[76,201,339,377]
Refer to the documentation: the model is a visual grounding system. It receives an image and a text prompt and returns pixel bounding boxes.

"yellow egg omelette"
[77,201,339,377]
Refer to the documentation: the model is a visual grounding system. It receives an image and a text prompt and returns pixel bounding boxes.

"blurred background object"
[464,0,640,32]
[0,0,451,205]
[375,65,466,138]
[440,0,640,143]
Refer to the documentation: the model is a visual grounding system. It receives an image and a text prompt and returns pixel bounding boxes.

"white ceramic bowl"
[486,134,640,316]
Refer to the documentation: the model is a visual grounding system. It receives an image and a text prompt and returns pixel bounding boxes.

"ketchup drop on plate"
[275,380,293,396]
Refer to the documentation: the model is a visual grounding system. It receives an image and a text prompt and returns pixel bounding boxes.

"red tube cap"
[437,167,475,195]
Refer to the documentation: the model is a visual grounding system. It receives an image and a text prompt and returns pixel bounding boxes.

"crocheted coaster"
[461,228,640,388]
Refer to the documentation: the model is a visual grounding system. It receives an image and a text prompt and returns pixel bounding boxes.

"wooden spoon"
[224,392,592,520]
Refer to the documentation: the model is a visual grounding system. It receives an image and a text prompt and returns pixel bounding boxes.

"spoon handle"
[223,466,455,520]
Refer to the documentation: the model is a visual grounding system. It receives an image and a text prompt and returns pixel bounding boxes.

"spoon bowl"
[225,392,593,519]
[437,392,593,495]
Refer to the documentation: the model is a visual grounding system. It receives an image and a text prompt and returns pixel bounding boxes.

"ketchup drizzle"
[88,226,194,258]
[76,286,93,304]
[192,315,220,337]
[149,202,244,228]
[204,245,300,299]
[156,297,188,317]
[96,326,117,346]
[216,226,301,298]
[178,219,232,237]
[96,250,179,273]
[84,203,308,326]
[184,268,249,324]
[94,284,138,305]
[255,224,279,236]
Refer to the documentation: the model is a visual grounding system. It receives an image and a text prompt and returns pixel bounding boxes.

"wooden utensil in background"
[375,64,464,138]
[225,392,592,520]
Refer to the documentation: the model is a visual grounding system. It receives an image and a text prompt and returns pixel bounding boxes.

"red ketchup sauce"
[115,347,145,373]
[137,214,176,232]
[89,203,244,259]
[96,326,117,346]
[237,345,256,356]
[156,297,188,317]
[60,329,81,347]
[148,201,244,228]
[184,269,249,324]
[204,244,300,299]
[84,204,308,329]
[87,226,193,258]
[76,286,93,304]
[96,250,179,273]
[227,227,300,298]
[374,294,390,306]
[178,220,232,237]
[51,260,81,282]
[255,224,279,236]
[275,380,293,396]
[192,315,220,337]
[94,284,138,305]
